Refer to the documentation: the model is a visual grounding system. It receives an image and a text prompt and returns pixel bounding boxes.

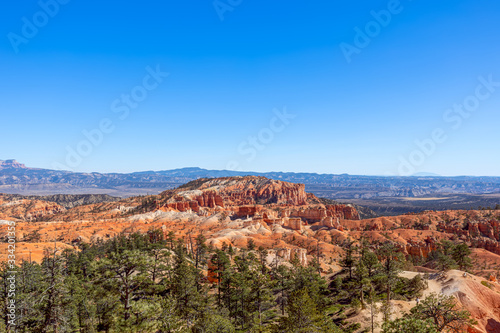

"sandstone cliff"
[154,176,359,225]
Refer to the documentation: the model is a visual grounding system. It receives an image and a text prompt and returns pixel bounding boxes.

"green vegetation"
[408,293,477,332]
[423,240,472,272]
[0,232,476,332]
[331,238,428,329]
[382,317,438,333]
[481,280,493,289]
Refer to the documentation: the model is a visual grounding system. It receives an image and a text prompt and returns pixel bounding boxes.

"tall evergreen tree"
[278,288,341,333]
[377,242,404,322]
[94,249,150,324]
[452,243,472,271]
[171,244,206,324]
[340,239,356,280]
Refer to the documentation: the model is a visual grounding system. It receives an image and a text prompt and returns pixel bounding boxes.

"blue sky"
[1,0,499,176]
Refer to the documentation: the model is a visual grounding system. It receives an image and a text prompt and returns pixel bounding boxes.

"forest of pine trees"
[0,230,475,332]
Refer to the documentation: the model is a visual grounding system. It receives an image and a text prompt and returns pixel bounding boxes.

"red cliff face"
[166,201,200,212]
[474,220,500,241]
[472,238,500,255]
[434,218,500,256]
[166,191,225,211]
[156,176,360,224]
[404,239,438,258]
[192,176,309,206]
[284,204,359,222]
[235,205,264,218]
[326,205,360,220]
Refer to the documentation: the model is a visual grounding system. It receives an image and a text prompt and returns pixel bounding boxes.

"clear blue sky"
[1,0,499,176]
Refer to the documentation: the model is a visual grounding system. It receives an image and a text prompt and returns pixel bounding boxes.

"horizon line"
[2,159,500,178]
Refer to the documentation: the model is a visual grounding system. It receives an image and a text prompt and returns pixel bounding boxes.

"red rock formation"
[473,238,500,256]
[0,196,65,221]
[276,248,308,265]
[326,205,360,220]
[156,177,360,224]
[283,204,359,222]
[234,205,264,218]
[282,218,303,231]
[194,191,225,208]
[159,177,308,207]
[404,240,438,258]
[435,218,500,256]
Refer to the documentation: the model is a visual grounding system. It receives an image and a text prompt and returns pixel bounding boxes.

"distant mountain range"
[411,172,442,177]
[1,160,499,215]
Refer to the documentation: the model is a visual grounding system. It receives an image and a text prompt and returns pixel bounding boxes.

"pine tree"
[192,310,235,333]
[39,246,73,333]
[171,244,205,324]
[362,251,380,279]
[340,239,356,280]
[65,273,98,332]
[377,243,404,322]
[435,252,456,272]
[167,231,176,250]
[155,295,189,333]
[278,288,340,333]
[354,259,369,308]
[249,269,275,329]
[195,234,208,272]
[452,243,472,271]
[382,317,438,333]
[273,265,292,316]
[368,284,378,333]
[409,293,477,332]
[232,254,253,330]
[94,249,150,323]
[289,259,329,310]
[146,243,172,292]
